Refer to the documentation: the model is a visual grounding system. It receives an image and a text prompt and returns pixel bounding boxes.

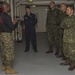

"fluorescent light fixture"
[26,0,33,3]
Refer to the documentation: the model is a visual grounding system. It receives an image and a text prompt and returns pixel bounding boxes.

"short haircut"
[50,1,55,4]
[67,5,74,10]
[2,2,10,11]
[2,2,10,7]
[25,5,30,9]
[61,3,67,6]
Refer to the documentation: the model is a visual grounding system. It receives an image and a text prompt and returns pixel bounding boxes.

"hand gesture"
[13,19,18,25]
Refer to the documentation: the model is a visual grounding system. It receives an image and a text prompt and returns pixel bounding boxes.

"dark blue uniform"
[24,13,37,52]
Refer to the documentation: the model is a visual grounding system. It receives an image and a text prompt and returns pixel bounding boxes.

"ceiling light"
[26,0,33,3]
[32,4,36,7]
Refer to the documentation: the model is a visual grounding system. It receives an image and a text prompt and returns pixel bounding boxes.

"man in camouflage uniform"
[0,2,18,74]
[45,1,59,55]
[60,6,75,71]
[57,3,67,58]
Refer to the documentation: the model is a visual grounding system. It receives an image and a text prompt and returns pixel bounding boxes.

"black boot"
[60,59,70,66]
[56,53,64,58]
[56,54,63,58]
[45,50,53,54]
[46,45,53,54]
[55,51,59,55]
[34,49,38,53]
[55,52,59,56]
[55,47,59,56]
[62,56,67,61]
[24,49,29,52]
[68,62,75,71]
[33,47,38,53]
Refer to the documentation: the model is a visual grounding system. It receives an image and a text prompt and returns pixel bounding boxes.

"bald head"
[2,2,10,13]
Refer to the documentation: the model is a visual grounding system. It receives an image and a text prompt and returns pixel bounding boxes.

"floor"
[0,32,75,75]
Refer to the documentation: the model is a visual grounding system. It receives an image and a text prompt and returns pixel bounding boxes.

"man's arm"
[34,15,37,25]
[5,16,17,30]
[61,17,75,29]
[46,11,49,26]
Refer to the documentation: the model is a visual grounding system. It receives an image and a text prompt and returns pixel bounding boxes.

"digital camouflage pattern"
[46,8,59,51]
[0,33,15,66]
[58,11,67,54]
[61,15,75,62]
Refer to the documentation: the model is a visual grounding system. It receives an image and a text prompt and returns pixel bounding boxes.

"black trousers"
[25,28,37,50]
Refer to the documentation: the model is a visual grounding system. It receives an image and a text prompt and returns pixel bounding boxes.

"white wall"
[15,5,48,32]
[31,6,48,32]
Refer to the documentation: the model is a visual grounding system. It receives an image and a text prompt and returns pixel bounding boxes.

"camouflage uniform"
[0,12,17,68]
[0,2,18,74]
[61,15,75,62]
[46,8,59,52]
[0,32,14,67]
[58,11,67,55]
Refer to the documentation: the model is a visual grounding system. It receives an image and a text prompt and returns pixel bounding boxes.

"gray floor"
[0,32,75,75]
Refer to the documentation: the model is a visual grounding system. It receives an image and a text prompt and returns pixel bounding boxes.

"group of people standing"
[23,1,75,71]
[0,0,75,74]
[46,1,75,71]
[46,2,67,58]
